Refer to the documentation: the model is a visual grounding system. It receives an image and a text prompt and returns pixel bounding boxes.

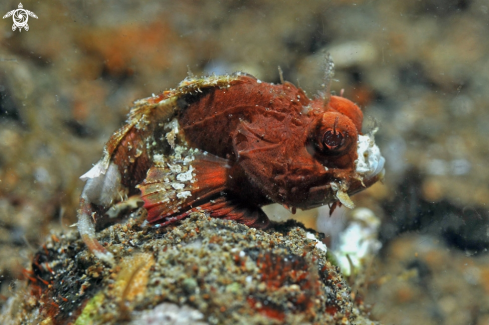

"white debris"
[306,232,328,253]
[131,302,206,325]
[140,220,149,228]
[327,41,377,68]
[34,167,51,184]
[261,204,294,222]
[80,160,106,181]
[81,162,122,206]
[333,208,381,276]
[426,158,471,176]
[426,159,448,175]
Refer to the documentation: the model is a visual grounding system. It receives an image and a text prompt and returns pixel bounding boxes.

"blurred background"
[0,0,488,324]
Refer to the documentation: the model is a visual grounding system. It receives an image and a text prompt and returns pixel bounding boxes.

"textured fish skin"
[77,72,384,263]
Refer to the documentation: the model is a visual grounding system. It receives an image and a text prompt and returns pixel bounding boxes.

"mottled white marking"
[153,154,165,164]
[168,163,182,173]
[171,183,185,190]
[176,191,192,199]
[355,134,385,179]
[183,155,195,165]
[164,118,179,131]
[163,118,180,148]
[166,130,177,148]
[176,166,194,182]
[159,197,170,204]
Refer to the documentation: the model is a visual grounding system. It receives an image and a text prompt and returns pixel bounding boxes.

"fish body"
[78,72,385,263]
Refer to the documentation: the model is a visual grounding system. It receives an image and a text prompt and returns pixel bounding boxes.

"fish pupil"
[322,129,345,151]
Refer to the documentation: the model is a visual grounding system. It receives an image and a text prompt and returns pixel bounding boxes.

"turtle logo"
[3,3,38,32]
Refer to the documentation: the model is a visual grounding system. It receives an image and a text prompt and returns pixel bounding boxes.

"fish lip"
[354,133,385,181]
[364,156,385,181]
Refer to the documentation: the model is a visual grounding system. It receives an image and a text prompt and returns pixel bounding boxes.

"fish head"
[281,95,385,210]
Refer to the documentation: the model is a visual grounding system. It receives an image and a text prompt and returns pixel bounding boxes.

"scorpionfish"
[77,64,385,262]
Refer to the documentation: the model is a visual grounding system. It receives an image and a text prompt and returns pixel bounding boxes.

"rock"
[1,213,377,325]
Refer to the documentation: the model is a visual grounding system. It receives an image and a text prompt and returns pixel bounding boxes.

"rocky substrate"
[1,213,377,325]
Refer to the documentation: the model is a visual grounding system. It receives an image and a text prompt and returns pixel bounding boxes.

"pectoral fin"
[153,196,269,229]
[201,196,269,228]
[138,152,230,223]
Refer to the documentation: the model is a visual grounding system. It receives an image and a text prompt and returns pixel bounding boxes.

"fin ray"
[138,152,230,223]
[156,196,270,229]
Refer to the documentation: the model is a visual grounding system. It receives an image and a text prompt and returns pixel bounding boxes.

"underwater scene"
[0,1,487,324]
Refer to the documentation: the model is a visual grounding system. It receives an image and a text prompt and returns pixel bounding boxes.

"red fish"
[78,63,385,263]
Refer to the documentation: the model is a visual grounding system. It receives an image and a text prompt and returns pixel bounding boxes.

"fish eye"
[322,128,346,151]
[311,113,357,157]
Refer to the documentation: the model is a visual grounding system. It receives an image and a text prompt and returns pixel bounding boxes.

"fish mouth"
[288,132,385,211]
[325,135,384,209]
[354,133,385,183]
